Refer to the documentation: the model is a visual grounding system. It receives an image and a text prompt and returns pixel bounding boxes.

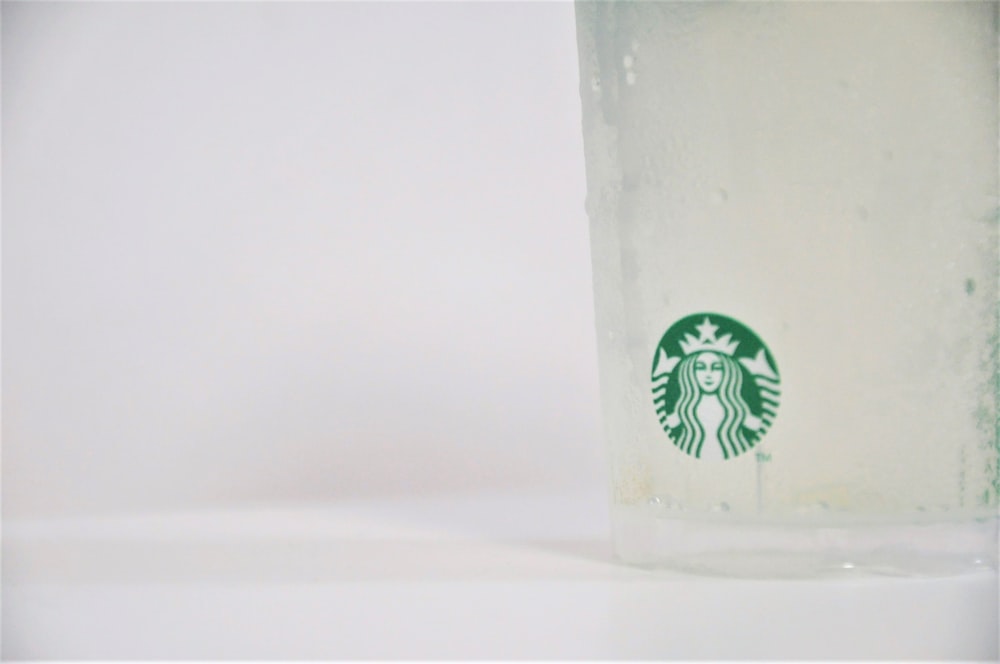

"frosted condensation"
[577,1,999,523]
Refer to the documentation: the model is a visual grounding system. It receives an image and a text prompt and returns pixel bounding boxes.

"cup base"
[612,505,999,578]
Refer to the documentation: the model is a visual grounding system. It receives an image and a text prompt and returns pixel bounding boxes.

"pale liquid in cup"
[576,1,999,575]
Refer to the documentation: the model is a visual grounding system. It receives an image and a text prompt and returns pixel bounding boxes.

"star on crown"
[678,317,740,356]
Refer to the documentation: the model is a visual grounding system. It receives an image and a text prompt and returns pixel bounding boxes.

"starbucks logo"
[651,313,780,460]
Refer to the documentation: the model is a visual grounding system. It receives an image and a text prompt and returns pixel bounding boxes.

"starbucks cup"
[575,1,999,576]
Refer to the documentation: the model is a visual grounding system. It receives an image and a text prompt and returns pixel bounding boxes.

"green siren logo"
[652,313,780,460]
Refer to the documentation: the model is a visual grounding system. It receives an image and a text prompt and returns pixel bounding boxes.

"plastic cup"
[575,0,999,576]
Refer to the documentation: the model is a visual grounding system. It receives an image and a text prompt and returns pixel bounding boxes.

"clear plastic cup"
[575,0,999,577]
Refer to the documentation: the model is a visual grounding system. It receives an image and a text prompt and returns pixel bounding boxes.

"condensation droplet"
[630,39,640,53]
[623,54,634,69]
[713,188,729,204]
[590,76,601,92]
[965,278,976,295]
[625,71,637,86]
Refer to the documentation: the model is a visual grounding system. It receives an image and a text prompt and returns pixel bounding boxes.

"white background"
[3,0,604,518]
[2,2,997,659]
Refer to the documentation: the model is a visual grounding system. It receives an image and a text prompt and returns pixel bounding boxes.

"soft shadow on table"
[513,537,618,566]
[4,536,629,585]
[3,490,633,585]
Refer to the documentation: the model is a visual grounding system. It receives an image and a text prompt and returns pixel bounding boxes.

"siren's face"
[694,351,723,394]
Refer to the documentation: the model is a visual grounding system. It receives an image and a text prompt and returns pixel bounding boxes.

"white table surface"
[4,490,998,660]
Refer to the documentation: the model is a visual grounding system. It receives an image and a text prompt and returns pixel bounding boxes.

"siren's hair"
[675,356,703,455]
[674,352,753,459]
